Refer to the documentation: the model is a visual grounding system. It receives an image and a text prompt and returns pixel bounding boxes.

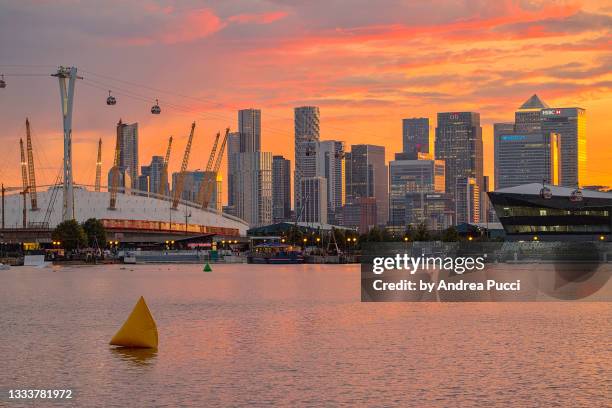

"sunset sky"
[1,0,611,202]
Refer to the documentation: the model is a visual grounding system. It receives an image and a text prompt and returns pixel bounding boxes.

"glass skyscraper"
[402,118,429,159]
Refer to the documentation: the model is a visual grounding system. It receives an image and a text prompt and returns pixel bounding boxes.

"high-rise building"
[455,177,480,224]
[238,109,261,153]
[345,144,388,226]
[541,107,586,187]
[171,170,220,210]
[226,131,240,213]
[300,176,327,224]
[316,140,345,224]
[402,118,429,159]
[234,152,272,226]
[388,158,445,227]
[435,112,483,204]
[294,106,320,212]
[272,155,291,222]
[515,94,548,133]
[116,120,139,189]
[140,156,165,195]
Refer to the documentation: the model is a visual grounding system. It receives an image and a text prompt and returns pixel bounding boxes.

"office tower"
[116,120,139,189]
[541,107,586,187]
[494,133,561,189]
[171,170,220,210]
[137,175,149,195]
[294,106,320,212]
[300,177,327,224]
[341,197,378,233]
[235,152,272,226]
[345,144,388,226]
[238,109,261,152]
[455,177,480,224]
[226,131,240,212]
[140,156,164,195]
[106,167,129,194]
[435,112,483,203]
[515,94,548,133]
[272,155,291,222]
[388,158,445,227]
[402,118,429,159]
[317,140,345,224]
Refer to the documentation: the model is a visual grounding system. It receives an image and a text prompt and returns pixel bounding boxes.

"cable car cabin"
[106,91,116,105]
[569,189,583,202]
[0,74,6,88]
[539,186,552,200]
[151,99,161,114]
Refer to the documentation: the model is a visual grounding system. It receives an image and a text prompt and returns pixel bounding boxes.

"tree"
[82,218,106,248]
[52,220,87,251]
[441,226,460,242]
[414,223,430,241]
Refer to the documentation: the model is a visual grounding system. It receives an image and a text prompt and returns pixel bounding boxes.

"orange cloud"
[228,11,289,25]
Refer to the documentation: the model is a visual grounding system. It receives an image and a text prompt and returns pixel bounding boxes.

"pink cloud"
[227,11,288,25]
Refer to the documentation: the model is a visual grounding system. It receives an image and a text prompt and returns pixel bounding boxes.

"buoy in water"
[203,263,212,272]
[110,296,158,349]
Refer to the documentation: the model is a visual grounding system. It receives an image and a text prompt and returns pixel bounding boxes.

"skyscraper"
[238,109,261,153]
[388,158,445,227]
[435,112,483,204]
[316,140,345,224]
[272,155,291,222]
[226,131,240,212]
[300,176,327,224]
[294,106,320,212]
[541,107,586,187]
[514,94,548,133]
[455,177,480,224]
[345,144,388,226]
[402,118,429,159]
[234,152,272,226]
[116,120,139,189]
[140,156,164,195]
[172,170,220,210]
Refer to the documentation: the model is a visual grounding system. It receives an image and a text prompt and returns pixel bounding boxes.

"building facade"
[226,131,241,214]
[435,112,483,203]
[140,155,165,195]
[316,140,345,224]
[402,118,429,159]
[455,176,480,224]
[294,106,320,212]
[345,144,388,226]
[234,152,273,227]
[300,176,327,225]
[238,109,261,153]
[116,120,139,189]
[272,155,291,222]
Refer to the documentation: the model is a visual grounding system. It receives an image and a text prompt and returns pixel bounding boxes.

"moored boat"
[247,242,304,264]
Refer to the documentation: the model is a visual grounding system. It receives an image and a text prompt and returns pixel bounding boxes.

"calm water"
[0,264,610,407]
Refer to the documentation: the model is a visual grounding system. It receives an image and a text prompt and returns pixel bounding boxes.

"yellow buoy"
[109,296,158,349]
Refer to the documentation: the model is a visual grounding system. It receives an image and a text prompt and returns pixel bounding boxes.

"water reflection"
[110,347,158,366]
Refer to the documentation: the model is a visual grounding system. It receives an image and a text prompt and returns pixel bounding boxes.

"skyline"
[1,0,611,197]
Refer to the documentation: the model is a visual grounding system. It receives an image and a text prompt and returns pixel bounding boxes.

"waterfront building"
[435,112,483,205]
[116,120,139,189]
[455,177,480,224]
[272,155,291,222]
[238,109,261,153]
[294,106,320,212]
[234,152,273,227]
[489,183,611,241]
[402,118,429,159]
[299,176,327,224]
[316,140,345,224]
[345,144,388,226]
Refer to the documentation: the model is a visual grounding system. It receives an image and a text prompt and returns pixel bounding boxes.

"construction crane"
[95,138,102,192]
[159,136,173,197]
[195,131,220,206]
[108,126,122,210]
[171,122,196,210]
[199,128,229,210]
[25,119,38,210]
